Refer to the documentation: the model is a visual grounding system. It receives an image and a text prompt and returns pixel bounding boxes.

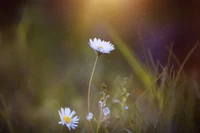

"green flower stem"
[96,108,103,133]
[88,54,98,112]
[60,125,63,133]
[96,92,107,133]
[121,105,125,125]
[121,97,126,126]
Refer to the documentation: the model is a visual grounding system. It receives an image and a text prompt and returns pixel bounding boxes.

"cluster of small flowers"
[58,92,129,130]
[58,97,111,130]
[113,92,130,110]
[87,94,111,121]
[99,95,111,115]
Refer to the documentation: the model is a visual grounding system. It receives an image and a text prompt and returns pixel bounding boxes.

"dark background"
[1,0,200,69]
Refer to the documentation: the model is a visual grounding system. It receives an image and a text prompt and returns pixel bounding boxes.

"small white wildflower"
[126,93,130,97]
[99,100,106,107]
[58,107,79,130]
[103,107,110,116]
[113,99,122,104]
[125,106,129,110]
[106,95,110,98]
[89,38,115,54]
[86,112,93,121]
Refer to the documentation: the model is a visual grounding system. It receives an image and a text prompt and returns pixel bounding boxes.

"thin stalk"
[88,54,98,112]
[96,90,108,133]
[60,125,63,133]
[135,68,167,103]
[121,99,126,126]
[96,108,103,133]
[175,42,199,83]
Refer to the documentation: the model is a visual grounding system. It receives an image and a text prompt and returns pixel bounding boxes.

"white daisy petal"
[65,108,70,116]
[89,39,93,44]
[72,116,79,122]
[73,119,79,122]
[72,124,78,127]
[70,110,75,117]
[58,121,64,125]
[64,108,67,116]
[71,121,79,124]
[61,108,64,116]
[67,124,71,130]
[58,110,63,120]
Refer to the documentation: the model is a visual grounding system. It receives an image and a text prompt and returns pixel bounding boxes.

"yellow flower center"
[63,116,71,123]
[99,45,103,49]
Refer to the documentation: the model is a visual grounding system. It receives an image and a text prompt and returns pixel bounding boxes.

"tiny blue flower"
[103,107,110,116]
[126,93,130,97]
[125,106,129,110]
[113,99,121,104]
[106,95,110,98]
[99,100,106,107]
[86,112,93,121]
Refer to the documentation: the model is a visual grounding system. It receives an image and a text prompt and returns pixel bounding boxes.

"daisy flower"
[58,107,79,130]
[89,38,115,54]
[86,112,93,121]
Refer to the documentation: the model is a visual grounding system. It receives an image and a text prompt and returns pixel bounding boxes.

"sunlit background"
[0,0,200,132]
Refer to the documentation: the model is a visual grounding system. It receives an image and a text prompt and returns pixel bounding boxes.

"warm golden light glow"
[88,0,124,7]
[76,0,141,29]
